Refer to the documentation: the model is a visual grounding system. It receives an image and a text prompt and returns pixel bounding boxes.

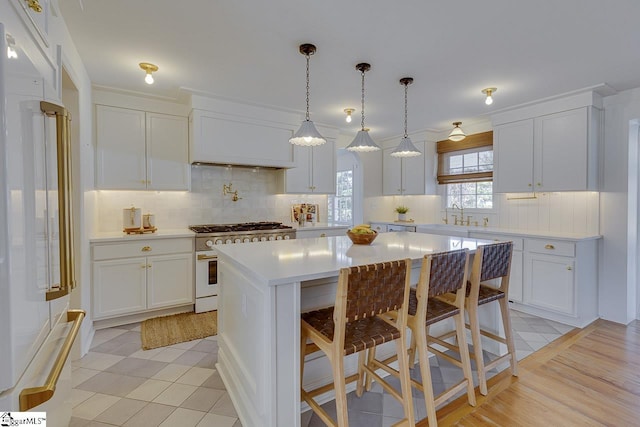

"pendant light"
[448,121,466,142]
[391,77,421,157]
[346,63,380,152]
[289,44,326,146]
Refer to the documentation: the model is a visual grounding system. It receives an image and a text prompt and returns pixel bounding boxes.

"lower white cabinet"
[524,252,575,315]
[92,238,194,319]
[296,226,348,239]
[468,232,598,327]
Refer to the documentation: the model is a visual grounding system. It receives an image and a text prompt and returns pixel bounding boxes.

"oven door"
[195,250,219,299]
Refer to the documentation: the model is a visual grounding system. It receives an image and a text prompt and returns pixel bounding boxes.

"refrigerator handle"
[19,310,85,410]
[41,101,76,301]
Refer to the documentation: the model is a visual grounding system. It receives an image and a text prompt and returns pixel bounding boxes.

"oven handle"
[197,254,218,261]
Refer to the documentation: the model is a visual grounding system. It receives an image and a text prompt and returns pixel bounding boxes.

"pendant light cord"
[404,83,408,138]
[305,53,310,121]
[360,70,366,130]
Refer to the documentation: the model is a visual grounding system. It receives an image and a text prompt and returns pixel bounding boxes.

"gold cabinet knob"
[147,264,152,268]
[141,265,146,269]
[544,244,555,250]
[141,246,152,252]
[567,266,572,271]
[528,183,532,187]
[320,233,326,237]
[537,182,542,186]
[27,0,43,12]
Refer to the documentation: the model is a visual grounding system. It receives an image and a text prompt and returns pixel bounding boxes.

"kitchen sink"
[416,224,474,237]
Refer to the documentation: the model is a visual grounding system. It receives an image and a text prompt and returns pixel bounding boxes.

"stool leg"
[364,347,375,392]
[331,349,349,427]
[499,298,518,376]
[468,302,487,396]
[408,328,418,370]
[416,326,437,427]
[395,336,415,426]
[455,311,476,406]
[356,350,366,397]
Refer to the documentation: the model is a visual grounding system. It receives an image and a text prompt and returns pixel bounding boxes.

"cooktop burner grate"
[189,222,293,234]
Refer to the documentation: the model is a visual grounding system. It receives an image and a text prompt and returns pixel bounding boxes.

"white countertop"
[90,228,194,243]
[216,232,493,286]
[369,222,601,241]
[291,222,350,231]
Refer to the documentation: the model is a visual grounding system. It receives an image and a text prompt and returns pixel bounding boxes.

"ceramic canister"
[123,207,142,230]
[143,213,155,229]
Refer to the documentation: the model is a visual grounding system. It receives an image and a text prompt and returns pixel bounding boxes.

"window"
[437,131,493,209]
[328,170,353,224]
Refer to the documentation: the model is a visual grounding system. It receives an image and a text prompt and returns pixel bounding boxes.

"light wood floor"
[418,319,640,426]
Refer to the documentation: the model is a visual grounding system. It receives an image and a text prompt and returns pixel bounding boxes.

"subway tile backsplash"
[94,165,327,232]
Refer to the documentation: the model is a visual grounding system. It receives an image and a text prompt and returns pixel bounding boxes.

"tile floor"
[70,309,574,427]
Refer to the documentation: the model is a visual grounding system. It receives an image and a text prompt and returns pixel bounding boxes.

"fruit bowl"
[346,229,378,245]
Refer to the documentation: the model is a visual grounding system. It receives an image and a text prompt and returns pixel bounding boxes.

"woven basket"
[346,230,378,245]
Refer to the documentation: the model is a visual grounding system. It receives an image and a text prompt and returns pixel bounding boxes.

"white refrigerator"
[0,21,84,425]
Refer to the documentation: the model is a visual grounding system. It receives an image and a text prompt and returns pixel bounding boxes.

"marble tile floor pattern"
[70,309,574,427]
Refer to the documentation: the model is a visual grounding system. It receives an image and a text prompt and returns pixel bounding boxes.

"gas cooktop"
[189,222,293,234]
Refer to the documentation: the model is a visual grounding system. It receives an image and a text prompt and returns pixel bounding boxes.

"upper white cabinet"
[96,105,189,190]
[494,106,600,193]
[282,140,336,193]
[190,109,295,168]
[382,141,425,195]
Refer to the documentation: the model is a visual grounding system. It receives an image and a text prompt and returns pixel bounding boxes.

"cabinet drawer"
[93,238,194,260]
[469,233,523,251]
[525,239,575,257]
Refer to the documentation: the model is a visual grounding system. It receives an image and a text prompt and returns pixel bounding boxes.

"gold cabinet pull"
[320,233,326,237]
[20,310,85,410]
[141,265,146,269]
[141,246,152,252]
[544,244,555,250]
[567,266,572,271]
[147,264,152,268]
[26,0,43,12]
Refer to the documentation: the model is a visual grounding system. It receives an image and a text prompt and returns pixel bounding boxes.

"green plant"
[395,205,409,214]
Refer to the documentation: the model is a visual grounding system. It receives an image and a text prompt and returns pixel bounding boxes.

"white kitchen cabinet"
[494,107,599,193]
[96,105,189,190]
[382,141,425,195]
[190,109,295,168]
[524,252,575,315]
[469,233,523,303]
[282,140,336,193]
[93,258,147,318]
[92,237,194,320]
[296,226,348,239]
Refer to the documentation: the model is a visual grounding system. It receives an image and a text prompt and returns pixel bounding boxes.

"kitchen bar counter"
[215,232,494,427]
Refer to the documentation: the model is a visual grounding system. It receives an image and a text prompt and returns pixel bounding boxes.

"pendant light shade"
[391,77,421,158]
[290,44,326,146]
[346,63,381,152]
[448,121,466,142]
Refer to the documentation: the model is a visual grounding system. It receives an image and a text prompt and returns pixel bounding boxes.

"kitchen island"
[215,232,494,427]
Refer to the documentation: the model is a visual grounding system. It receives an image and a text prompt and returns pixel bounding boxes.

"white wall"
[599,87,640,324]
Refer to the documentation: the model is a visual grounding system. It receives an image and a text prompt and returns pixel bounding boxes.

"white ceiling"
[59,0,640,139]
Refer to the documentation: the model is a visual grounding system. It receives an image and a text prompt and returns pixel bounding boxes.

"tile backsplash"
[365,191,600,235]
[94,165,327,232]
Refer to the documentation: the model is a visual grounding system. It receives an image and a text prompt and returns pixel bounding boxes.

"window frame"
[437,130,494,211]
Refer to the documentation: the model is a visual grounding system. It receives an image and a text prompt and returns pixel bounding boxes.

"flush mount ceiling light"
[289,43,326,146]
[482,87,497,105]
[448,121,466,142]
[344,108,355,123]
[346,63,380,152]
[139,62,158,85]
[391,77,421,157]
[6,34,17,59]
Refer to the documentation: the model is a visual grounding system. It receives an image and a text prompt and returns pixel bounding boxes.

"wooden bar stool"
[436,241,517,396]
[300,259,415,427]
[465,241,517,395]
[367,249,476,427]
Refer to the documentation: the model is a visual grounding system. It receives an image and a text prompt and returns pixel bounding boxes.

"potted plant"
[395,205,409,221]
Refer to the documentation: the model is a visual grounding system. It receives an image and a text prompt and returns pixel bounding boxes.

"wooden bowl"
[346,229,378,245]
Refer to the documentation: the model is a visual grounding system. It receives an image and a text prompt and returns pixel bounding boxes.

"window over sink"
[437,130,494,209]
